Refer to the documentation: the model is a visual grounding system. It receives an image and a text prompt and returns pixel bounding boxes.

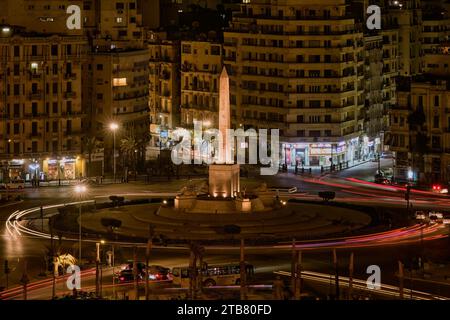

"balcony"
[64,73,77,80]
[64,92,77,99]
[28,133,42,139]
[28,91,43,100]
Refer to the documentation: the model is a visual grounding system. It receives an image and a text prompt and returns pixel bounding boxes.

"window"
[51,45,58,56]
[116,17,123,23]
[31,45,38,56]
[52,102,58,114]
[433,115,439,128]
[129,2,136,9]
[13,46,20,57]
[13,64,20,76]
[113,78,127,86]
[53,63,58,75]
[52,121,58,133]
[211,46,221,55]
[182,45,192,54]
[116,2,124,10]
[13,84,20,96]
[97,93,103,100]
[297,115,304,123]
[434,96,439,107]
[96,64,103,71]
[32,103,38,116]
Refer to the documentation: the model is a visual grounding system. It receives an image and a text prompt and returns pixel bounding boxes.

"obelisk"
[218,66,231,163]
[208,66,240,197]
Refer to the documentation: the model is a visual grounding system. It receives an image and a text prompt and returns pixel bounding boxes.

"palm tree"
[83,136,102,178]
[120,136,139,177]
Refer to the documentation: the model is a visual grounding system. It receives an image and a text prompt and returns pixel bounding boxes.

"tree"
[120,136,139,176]
[83,136,102,177]
[407,106,428,181]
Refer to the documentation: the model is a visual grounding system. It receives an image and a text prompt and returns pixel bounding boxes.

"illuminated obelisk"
[208,67,240,197]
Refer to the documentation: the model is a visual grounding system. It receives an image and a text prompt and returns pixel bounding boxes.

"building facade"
[0,31,88,182]
[180,40,223,128]
[224,0,366,168]
[148,32,181,153]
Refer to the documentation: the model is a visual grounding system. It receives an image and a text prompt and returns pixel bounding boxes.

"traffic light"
[405,185,411,201]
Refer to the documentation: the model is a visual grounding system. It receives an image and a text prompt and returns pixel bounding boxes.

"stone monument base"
[208,164,240,198]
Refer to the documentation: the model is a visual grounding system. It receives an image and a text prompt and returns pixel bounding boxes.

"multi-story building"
[421,1,450,55]
[84,48,150,175]
[0,0,84,36]
[180,40,223,128]
[363,34,385,155]
[148,32,181,151]
[224,0,366,168]
[387,0,423,77]
[0,29,88,182]
[389,50,450,184]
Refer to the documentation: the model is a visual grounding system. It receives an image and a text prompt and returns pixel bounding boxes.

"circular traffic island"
[80,200,371,245]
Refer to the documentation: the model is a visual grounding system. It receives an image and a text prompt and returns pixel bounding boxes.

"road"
[1,162,450,299]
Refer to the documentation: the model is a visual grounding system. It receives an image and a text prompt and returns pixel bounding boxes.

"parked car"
[1,179,25,190]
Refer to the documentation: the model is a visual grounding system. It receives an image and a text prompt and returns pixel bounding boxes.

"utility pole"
[405,185,411,217]
[295,250,302,300]
[49,217,56,299]
[133,246,138,300]
[240,238,247,300]
[145,225,155,300]
[348,252,354,300]
[4,259,10,290]
[398,260,404,299]
[95,242,100,296]
[20,260,29,300]
[333,249,339,300]
[291,238,296,295]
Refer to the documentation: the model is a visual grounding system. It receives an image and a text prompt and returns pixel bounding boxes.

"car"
[116,270,141,283]
[147,265,171,281]
[1,179,25,190]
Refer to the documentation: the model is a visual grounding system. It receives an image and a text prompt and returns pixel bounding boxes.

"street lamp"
[109,123,119,183]
[75,185,87,266]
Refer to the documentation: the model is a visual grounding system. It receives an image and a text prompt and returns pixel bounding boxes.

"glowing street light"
[109,123,119,183]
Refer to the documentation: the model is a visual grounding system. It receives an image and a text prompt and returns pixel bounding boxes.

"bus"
[172,262,254,288]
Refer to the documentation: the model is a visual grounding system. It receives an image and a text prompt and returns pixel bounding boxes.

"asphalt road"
[1,162,450,299]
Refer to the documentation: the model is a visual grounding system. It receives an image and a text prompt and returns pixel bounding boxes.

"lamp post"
[109,123,119,183]
[75,185,87,266]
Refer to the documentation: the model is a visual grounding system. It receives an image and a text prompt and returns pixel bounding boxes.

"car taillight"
[119,277,125,281]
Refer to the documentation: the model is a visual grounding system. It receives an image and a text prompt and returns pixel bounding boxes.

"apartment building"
[224,0,366,168]
[387,0,423,76]
[389,50,450,184]
[0,29,88,182]
[180,40,223,128]
[363,34,385,154]
[0,0,84,36]
[148,32,181,151]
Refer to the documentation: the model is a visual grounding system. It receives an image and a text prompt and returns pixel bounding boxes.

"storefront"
[281,134,378,169]
[43,157,84,181]
[282,142,348,168]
